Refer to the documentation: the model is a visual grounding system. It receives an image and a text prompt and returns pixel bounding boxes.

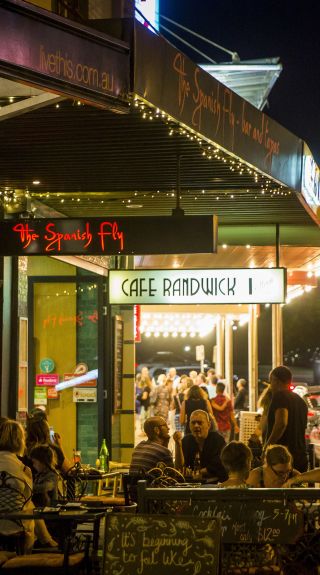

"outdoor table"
[0,506,106,556]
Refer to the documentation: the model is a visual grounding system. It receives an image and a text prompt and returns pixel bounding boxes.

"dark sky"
[159,0,320,164]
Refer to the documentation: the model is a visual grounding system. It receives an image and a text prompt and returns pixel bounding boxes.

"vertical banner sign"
[134,305,141,343]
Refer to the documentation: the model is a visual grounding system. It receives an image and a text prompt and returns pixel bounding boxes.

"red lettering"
[12,223,39,249]
[98,221,124,251]
[44,222,93,252]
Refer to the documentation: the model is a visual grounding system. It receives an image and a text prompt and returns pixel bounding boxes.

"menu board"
[183,497,304,544]
[103,514,220,575]
[113,315,123,412]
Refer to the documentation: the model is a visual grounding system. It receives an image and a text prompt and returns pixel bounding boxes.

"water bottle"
[99,438,109,472]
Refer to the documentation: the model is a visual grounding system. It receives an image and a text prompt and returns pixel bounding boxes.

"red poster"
[134,305,141,343]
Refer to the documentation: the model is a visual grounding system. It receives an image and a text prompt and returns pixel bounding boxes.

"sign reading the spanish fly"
[108,268,286,304]
[0,216,217,256]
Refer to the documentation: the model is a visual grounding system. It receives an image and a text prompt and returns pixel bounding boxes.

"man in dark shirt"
[175,409,227,482]
[265,365,308,471]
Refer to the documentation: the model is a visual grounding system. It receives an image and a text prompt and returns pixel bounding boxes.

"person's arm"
[173,431,184,471]
[230,408,240,434]
[206,400,218,431]
[179,400,186,425]
[203,434,227,481]
[264,407,288,447]
[284,468,320,487]
[246,467,261,487]
[211,398,228,411]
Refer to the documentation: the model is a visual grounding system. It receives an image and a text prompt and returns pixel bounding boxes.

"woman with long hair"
[180,384,216,434]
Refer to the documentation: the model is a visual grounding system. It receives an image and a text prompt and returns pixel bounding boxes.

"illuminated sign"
[109,268,286,304]
[135,0,159,31]
[0,2,129,108]
[0,216,217,256]
[301,143,320,218]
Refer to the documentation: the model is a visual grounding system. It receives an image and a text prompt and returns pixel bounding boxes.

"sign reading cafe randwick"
[109,269,286,305]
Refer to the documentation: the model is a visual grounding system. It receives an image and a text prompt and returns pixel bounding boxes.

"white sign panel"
[135,0,159,31]
[302,143,320,217]
[73,388,97,403]
[109,268,286,305]
[196,345,205,361]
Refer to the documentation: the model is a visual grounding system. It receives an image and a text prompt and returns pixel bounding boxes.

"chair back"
[0,470,31,513]
[0,470,31,554]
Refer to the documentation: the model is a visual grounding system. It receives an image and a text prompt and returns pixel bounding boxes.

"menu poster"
[103,514,220,575]
[113,315,123,412]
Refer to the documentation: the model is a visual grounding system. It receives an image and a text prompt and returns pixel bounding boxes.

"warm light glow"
[56,369,98,391]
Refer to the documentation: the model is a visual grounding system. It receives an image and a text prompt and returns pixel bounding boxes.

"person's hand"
[173,431,183,444]
[53,432,62,447]
[283,476,301,488]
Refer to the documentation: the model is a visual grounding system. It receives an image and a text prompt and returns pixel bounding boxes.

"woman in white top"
[0,419,57,552]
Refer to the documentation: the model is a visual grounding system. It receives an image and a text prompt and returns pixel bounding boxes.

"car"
[292,385,320,462]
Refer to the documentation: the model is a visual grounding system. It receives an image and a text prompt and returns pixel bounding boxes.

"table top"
[67,468,129,480]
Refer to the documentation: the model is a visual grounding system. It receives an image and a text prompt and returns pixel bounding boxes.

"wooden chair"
[0,471,32,555]
[1,533,90,574]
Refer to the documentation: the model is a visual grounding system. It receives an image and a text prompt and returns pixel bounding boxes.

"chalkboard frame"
[137,483,309,545]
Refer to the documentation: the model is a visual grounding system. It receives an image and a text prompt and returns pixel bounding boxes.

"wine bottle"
[99,438,109,472]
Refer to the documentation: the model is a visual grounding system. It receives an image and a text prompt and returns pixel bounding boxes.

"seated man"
[175,409,227,482]
[130,416,180,474]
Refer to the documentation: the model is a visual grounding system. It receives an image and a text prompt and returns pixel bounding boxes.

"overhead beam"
[0,93,65,121]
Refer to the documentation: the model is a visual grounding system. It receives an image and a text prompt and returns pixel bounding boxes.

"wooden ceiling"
[0,98,315,227]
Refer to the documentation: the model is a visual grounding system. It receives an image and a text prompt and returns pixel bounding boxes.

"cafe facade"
[0,0,319,465]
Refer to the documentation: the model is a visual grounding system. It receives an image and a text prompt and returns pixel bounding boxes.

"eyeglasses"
[270,465,292,478]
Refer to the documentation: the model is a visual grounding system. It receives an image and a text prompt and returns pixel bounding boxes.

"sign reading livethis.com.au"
[109,268,286,305]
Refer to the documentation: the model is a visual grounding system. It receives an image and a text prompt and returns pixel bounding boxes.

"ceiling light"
[126,204,143,209]
[32,180,40,185]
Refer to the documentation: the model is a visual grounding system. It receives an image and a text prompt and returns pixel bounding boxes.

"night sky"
[159,0,320,164]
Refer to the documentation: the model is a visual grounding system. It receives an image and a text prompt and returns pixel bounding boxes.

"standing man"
[264,365,308,472]
[175,410,227,482]
[211,382,239,443]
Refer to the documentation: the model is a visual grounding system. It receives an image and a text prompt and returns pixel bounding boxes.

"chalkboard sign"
[183,497,304,544]
[103,513,220,575]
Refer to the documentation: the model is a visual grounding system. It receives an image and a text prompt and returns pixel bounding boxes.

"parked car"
[293,384,320,462]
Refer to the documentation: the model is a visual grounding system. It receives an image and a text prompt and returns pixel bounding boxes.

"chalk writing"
[103,514,220,575]
[183,498,303,544]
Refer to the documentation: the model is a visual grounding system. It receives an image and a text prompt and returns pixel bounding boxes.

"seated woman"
[247,444,299,488]
[0,419,57,552]
[30,445,59,507]
[219,440,252,488]
[24,414,72,478]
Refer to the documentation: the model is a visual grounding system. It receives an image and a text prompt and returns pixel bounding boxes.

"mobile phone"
[49,427,55,442]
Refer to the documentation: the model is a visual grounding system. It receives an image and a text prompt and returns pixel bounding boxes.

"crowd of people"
[131,364,315,489]
[0,408,73,553]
